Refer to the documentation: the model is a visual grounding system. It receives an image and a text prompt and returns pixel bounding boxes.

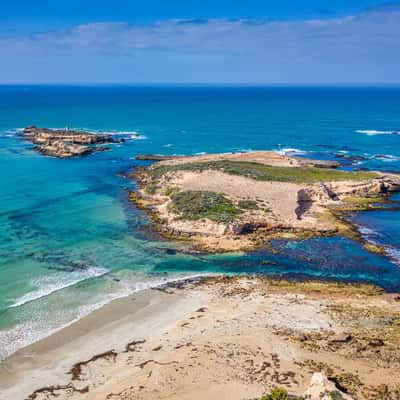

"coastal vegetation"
[146,160,378,184]
[170,190,242,222]
[238,199,259,210]
[260,388,293,399]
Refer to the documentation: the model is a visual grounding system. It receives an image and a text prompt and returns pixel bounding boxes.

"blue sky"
[1,0,400,83]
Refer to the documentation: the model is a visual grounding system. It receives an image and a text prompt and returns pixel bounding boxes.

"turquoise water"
[1,85,400,360]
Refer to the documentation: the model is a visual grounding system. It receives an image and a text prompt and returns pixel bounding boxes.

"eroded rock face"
[22,126,122,158]
[304,372,354,399]
[297,176,400,204]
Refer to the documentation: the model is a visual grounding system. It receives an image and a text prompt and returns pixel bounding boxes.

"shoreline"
[1,267,397,372]
[0,280,207,400]
[0,273,214,363]
[1,275,400,400]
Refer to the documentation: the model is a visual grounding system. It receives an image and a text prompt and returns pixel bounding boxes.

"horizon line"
[1,82,400,87]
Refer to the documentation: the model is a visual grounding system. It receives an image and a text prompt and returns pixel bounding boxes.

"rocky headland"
[129,151,400,253]
[22,126,123,158]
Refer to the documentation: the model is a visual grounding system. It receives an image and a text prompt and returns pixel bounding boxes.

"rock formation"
[22,126,123,158]
[304,372,354,399]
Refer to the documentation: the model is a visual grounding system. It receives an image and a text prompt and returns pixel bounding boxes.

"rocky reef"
[22,126,123,158]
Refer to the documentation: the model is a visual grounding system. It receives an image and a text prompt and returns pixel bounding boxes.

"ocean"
[0,85,400,360]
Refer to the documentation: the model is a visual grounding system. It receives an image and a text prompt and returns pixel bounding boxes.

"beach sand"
[1,276,400,400]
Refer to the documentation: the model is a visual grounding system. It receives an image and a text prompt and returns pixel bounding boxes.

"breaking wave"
[274,148,308,156]
[0,273,212,361]
[356,130,400,136]
[10,267,109,308]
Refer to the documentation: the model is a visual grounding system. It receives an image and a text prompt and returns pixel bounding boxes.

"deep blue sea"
[1,85,400,360]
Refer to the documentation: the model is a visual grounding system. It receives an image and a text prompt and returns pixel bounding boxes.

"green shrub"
[144,183,157,195]
[170,190,242,223]
[260,388,303,400]
[238,200,259,210]
[164,186,179,197]
[261,389,289,400]
[329,391,344,400]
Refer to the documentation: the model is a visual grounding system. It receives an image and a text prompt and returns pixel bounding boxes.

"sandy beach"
[2,276,400,400]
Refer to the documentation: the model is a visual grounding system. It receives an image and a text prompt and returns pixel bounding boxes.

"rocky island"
[22,126,123,158]
[129,151,400,253]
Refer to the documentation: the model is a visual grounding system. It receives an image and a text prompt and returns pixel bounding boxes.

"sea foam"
[356,130,400,136]
[386,246,400,266]
[275,148,308,156]
[373,154,400,162]
[10,267,108,308]
[356,223,400,267]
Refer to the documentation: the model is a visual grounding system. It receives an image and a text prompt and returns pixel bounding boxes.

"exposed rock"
[298,177,399,205]
[33,140,109,158]
[303,159,341,169]
[297,184,339,203]
[304,372,354,399]
[329,332,352,343]
[335,153,368,164]
[368,338,384,347]
[22,126,122,158]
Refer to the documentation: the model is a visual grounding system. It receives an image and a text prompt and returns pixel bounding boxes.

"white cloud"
[1,6,400,83]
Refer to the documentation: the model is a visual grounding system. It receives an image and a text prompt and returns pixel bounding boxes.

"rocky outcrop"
[22,126,123,158]
[33,140,109,158]
[301,159,341,169]
[297,175,400,204]
[304,372,354,399]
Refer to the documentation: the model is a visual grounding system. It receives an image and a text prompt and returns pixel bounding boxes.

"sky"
[1,0,400,83]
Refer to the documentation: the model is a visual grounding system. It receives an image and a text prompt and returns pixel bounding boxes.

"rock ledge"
[22,126,123,158]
